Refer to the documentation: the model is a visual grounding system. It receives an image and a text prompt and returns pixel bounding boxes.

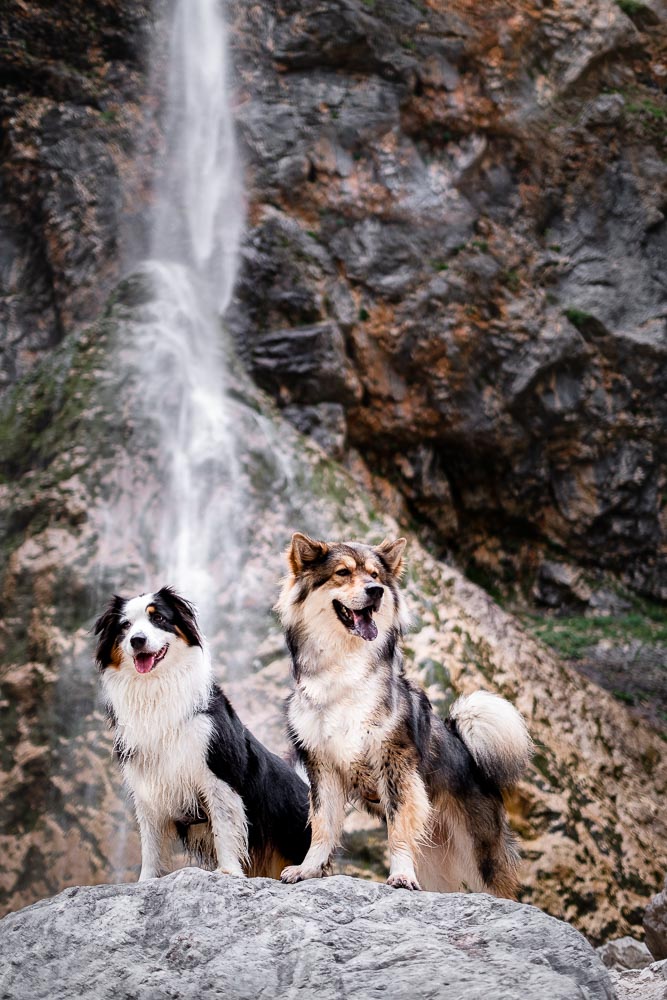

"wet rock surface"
[0,869,615,1000]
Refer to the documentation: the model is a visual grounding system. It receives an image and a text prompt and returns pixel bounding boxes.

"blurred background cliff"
[0,0,665,945]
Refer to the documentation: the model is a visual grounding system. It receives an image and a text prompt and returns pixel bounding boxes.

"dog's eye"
[152,612,166,625]
[370,571,379,579]
[335,568,351,577]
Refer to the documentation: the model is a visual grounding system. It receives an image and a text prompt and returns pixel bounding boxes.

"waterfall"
[137,0,246,620]
[151,0,243,311]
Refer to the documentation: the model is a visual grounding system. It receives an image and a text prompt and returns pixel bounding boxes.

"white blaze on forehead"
[124,593,158,623]
[120,592,171,659]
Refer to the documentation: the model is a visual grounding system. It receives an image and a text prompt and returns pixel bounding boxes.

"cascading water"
[136,0,246,622]
[152,0,243,310]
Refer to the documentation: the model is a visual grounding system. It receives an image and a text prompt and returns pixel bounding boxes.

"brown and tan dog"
[277,533,532,895]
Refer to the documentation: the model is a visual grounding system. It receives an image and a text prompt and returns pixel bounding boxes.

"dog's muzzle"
[333,590,383,641]
[134,643,169,674]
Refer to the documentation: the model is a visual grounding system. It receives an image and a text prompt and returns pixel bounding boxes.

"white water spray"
[141,0,245,615]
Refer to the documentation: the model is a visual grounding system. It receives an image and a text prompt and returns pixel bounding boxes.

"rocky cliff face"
[0,0,665,950]
[0,274,664,941]
[0,0,154,389]
[5,0,666,600]
[227,0,667,600]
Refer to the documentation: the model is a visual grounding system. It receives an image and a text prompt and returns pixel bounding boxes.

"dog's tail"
[449,690,532,789]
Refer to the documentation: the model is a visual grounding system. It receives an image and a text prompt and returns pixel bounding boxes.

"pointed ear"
[376,537,407,577]
[288,532,329,575]
[93,595,126,670]
[156,586,202,647]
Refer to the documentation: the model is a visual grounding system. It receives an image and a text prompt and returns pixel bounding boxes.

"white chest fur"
[121,714,213,819]
[289,649,393,769]
[101,648,214,819]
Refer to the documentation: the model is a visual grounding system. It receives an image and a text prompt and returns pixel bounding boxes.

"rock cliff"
[0,277,665,940]
[0,0,155,388]
[3,0,666,598]
[227,0,667,600]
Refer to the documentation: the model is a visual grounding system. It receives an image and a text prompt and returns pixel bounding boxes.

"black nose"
[130,633,147,651]
[365,584,384,602]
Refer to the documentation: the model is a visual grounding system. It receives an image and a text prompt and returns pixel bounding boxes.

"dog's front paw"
[215,866,246,878]
[387,873,421,891]
[280,863,327,884]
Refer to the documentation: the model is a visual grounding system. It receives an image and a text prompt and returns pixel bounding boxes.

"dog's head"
[279,533,407,644]
[94,586,203,675]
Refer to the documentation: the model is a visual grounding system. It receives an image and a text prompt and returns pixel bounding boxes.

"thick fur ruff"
[95,586,311,880]
[276,533,533,895]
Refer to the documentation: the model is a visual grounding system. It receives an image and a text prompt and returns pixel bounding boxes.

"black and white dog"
[95,586,311,880]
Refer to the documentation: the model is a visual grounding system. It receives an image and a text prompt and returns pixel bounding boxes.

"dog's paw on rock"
[387,873,421,890]
[280,863,327,883]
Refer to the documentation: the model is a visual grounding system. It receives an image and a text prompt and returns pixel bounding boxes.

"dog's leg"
[135,801,170,880]
[378,752,432,891]
[201,776,249,877]
[281,765,345,883]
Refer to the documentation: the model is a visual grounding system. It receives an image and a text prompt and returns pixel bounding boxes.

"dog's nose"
[365,584,384,602]
[130,633,147,651]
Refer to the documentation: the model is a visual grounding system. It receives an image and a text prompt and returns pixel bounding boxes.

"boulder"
[644,878,667,960]
[0,869,615,1000]
[596,935,653,970]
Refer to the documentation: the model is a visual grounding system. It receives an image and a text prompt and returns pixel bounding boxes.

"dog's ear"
[93,595,126,670]
[155,586,203,647]
[288,532,329,575]
[375,537,407,577]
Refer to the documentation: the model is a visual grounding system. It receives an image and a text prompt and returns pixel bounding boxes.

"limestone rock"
[249,321,362,406]
[533,561,593,609]
[597,935,653,970]
[644,879,667,960]
[228,0,667,599]
[0,870,615,1000]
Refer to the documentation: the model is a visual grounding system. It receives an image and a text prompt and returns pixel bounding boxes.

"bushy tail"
[449,690,533,789]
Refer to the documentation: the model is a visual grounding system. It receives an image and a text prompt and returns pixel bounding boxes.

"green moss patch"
[522,606,667,661]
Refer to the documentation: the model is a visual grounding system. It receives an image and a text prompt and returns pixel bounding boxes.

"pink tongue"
[135,653,156,674]
[352,610,378,642]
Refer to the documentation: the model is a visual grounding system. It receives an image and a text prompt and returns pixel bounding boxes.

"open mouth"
[333,600,379,642]
[134,643,169,674]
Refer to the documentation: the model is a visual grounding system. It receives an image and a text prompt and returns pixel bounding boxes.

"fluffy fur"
[276,533,533,895]
[95,586,311,880]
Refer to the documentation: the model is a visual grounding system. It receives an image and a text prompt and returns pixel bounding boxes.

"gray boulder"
[0,869,614,1000]
[644,878,667,960]
[597,935,653,970]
